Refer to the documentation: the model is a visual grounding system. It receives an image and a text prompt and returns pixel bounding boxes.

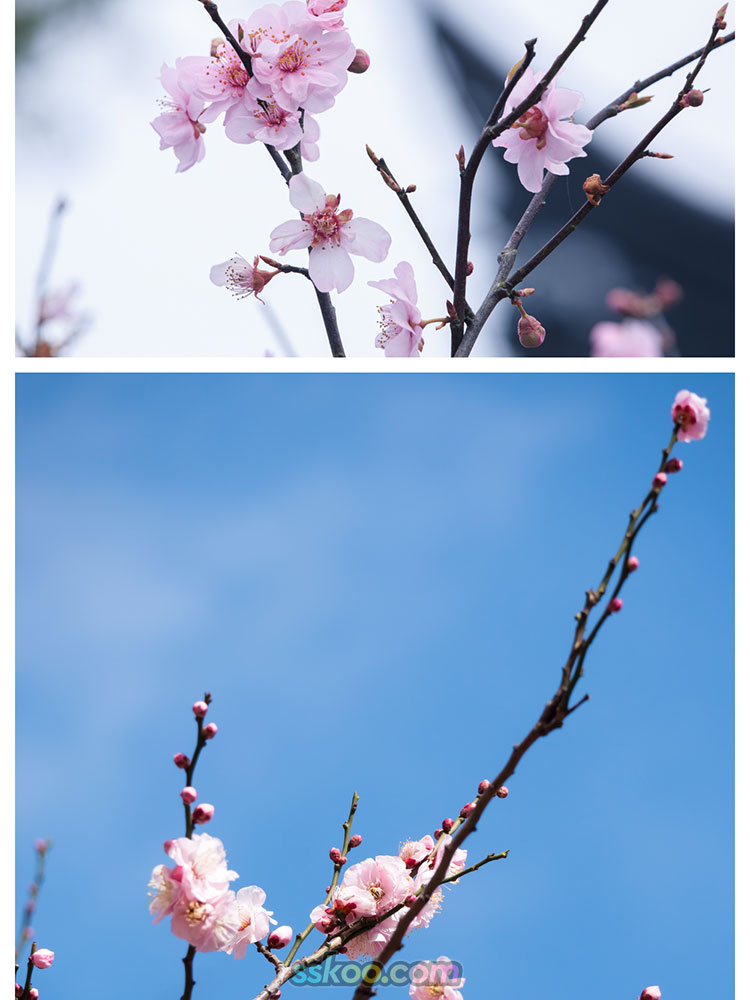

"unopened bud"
[268,925,294,949]
[203,723,218,739]
[329,847,346,866]
[466,261,474,275]
[618,91,654,111]
[442,818,454,834]
[627,556,640,572]
[515,287,535,298]
[715,3,727,29]
[173,753,190,769]
[652,472,668,490]
[445,300,458,322]
[31,948,55,969]
[665,458,683,473]
[639,989,661,1000]
[405,893,418,905]
[478,779,491,794]
[517,314,546,349]
[15,985,23,998]
[34,840,48,854]
[608,597,623,613]
[680,88,704,108]
[405,184,417,194]
[456,145,466,171]
[193,701,209,719]
[29,991,39,1000]
[348,48,370,73]
[460,802,476,818]
[349,834,362,849]
[582,173,610,206]
[192,803,215,825]
[25,900,36,913]
[181,786,198,804]
[433,829,442,840]
[496,786,509,799]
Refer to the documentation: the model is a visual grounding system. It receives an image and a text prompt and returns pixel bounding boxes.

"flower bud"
[608,597,623,613]
[478,779,491,794]
[582,173,610,206]
[441,818,453,834]
[652,472,668,490]
[349,834,362,849]
[329,847,346,866]
[15,985,23,998]
[192,803,215,825]
[405,893,418,905]
[173,752,190,769]
[34,840,48,854]
[31,948,55,969]
[268,925,294,949]
[348,49,370,73]
[680,88,704,107]
[466,261,474,275]
[460,802,476,818]
[181,786,198,805]
[517,314,546,349]
[29,991,39,1000]
[639,989,661,1000]
[433,829,442,840]
[496,786,509,799]
[665,458,683,474]
[627,557,640,572]
[203,723,218,739]
[193,701,209,718]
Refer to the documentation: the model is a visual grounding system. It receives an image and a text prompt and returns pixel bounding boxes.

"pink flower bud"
[680,88,703,107]
[517,314,546,349]
[348,48,370,73]
[329,847,342,863]
[34,840,48,854]
[671,390,710,442]
[608,597,623,613]
[441,818,453,833]
[460,802,476,818]
[627,557,640,572]
[193,701,209,718]
[405,893,418,905]
[181,786,198,804]
[433,829,442,840]
[15,984,23,998]
[29,991,39,1000]
[665,458,683,474]
[203,723,218,739]
[25,900,36,913]
[496,786,509,798]
[639,989,661,1000]
[478,779,491,794]
[192,803,214,825]
[164,839,175,854]
[268,925,294,949]
[31,948,55,969]
[173,753,190,769]
[466,261,474,275]
[652,472,668,490]
[349,834,362,848]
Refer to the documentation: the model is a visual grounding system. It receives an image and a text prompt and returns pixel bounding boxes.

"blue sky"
[16,374,733,999]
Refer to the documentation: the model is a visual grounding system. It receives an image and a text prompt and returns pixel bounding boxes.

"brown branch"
[195,0,254,78]
[181,945,197,1000]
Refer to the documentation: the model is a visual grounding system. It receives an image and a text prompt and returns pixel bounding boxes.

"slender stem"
[439,850,509,887]
[181,945,197,1000]
[16,844,49,962]
[257,941,284,970]
[21,945,36,1000]
[312,286,345,358]
[196,1,254,77]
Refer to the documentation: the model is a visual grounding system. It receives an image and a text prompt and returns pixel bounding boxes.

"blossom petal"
[269,219,313,255]
[288,174,326,214]
[343,218,391,262]
[308,244,354,293]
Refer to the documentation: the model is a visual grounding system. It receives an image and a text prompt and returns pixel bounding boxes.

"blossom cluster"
[310,833,467,959]
[151,1,356,172]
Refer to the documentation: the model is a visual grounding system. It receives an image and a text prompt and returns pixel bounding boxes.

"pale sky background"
[14,0,735,357]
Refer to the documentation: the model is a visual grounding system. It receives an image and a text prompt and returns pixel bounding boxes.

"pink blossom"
[399,835,434,868]
[210,254,281,302]
[410,957,465,1000]
[334,855,413,958]
[31,948,54,969]
[269,175,390,293]
[300,113,322,161]
[223,885,277,959]
[268,924,294,948]
[306,0,348,30]
[249,5,355,114]
[151,59,207,173]
[148,863,184,923]
[193,700,209,718]
[368,262,425,357]
[590,320,663,357]
[166,833,239,901]
[203,722,218,739]
[192,31,253,124]
[493,68,592,193]
[639,989,661,1000]
[39,285,79,324]
[171,889,240,952]
[224,96,303,151]
[671,390,710,442]
[181,786,198,804]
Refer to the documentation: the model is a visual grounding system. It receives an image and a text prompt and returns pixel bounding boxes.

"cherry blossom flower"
[148,864,183,923]
[332,855,413,958]
[269,175,390,293]
[193,30,253,124]
[671,390,710,442]
[399,835,434,868]
[210,255,280,302]
[410,957,465,1000]
[306,0,349,30]
[223,886,277,960]
[368,262,425,357]
[166,833,239,901]
[590,320,664,357]
[224,97,303,151]
[492,68,592,193]
[171,889,241,952]
[151,59,208,173]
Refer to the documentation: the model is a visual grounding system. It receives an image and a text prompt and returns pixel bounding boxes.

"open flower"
[210,254,281,302]
[410,957,465,1000]
[269,175,390,293]
[368,262,424,357]
[166,833,239,901]
[151,58,207,172]
[192,28,253,124]
[492,68,592,193]
[224,96,303,150]
[671,390,710,441]
[223,886,277,960]
[171,889,241,952]
[590,320,664,357]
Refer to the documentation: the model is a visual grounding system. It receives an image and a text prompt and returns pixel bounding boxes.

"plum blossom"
[493,68,592,193]
[590,320,664,357]
[166,833,239,901]
[193,31,253,123]
[171,889,241,952]
[409,957,465,1000]
[223,886,277,960]
[368,262,425,357]
[210,255,281,302]
[671,390,710,442]
[306,0,349,30]
[148,864,185,923]
[224,97,303,150]
[151,59,208,172]
[270,175,390,293]
[399,835,434,868]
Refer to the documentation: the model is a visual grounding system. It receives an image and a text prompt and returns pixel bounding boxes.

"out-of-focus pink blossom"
[493,68,592,193]
[671,390,710,442]
[409,957,465,1000]
[270,175,390,293]
[268,924,293,949]
[151,59,207,173]
[590,320,663,357]
[223,886,277,960]
[34,840,49,854]
[39,285,79,324]
[31,948,54,969]
[368,262,424,357]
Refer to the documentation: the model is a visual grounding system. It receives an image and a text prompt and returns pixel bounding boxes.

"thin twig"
[195,0,254,77]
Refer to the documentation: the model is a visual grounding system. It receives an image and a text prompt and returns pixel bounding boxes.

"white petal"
[309,245,355,293]
[343,218,391,262]
[269,220,313,255]
[288,173,326,214]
